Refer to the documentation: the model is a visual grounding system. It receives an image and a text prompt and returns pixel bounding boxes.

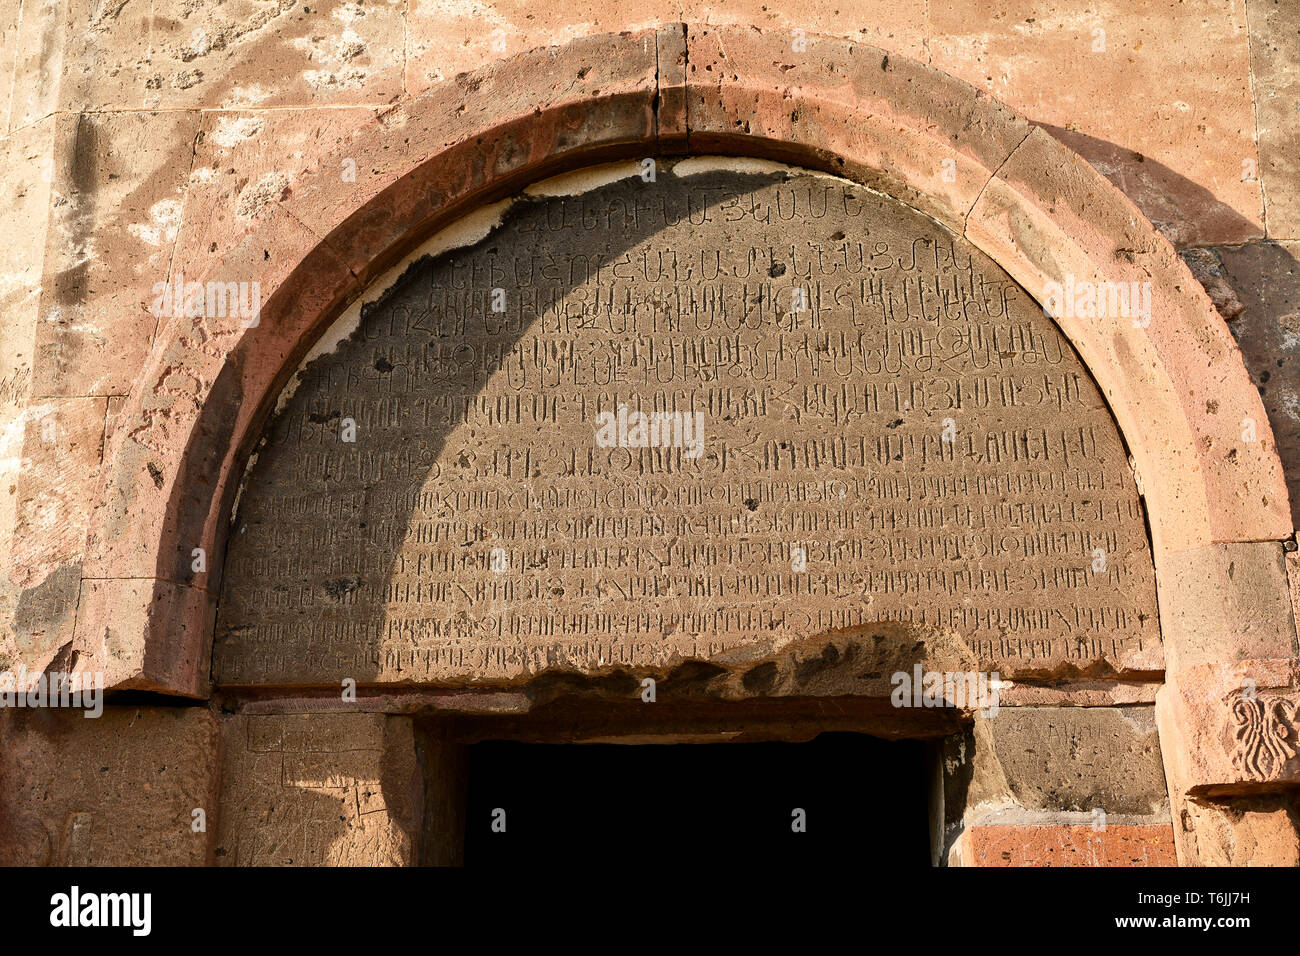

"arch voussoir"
[682,24,1034,234]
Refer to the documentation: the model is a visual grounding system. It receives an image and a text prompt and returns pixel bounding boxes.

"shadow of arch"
[213,162,792,687]
[1212,239,1300,531]
[1037,123,1263,248]
[211,159,1160,696]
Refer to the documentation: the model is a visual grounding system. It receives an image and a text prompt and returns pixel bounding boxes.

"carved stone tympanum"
[215,161,1159,687]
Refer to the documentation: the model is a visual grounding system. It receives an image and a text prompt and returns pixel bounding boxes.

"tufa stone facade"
[2,4,1300,866]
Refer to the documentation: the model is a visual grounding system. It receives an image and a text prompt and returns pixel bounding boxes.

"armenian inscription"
[215,161,1161,685]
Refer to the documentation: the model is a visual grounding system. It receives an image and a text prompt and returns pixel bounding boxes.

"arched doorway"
[67,25,1297,866]
[209,158,1166,865]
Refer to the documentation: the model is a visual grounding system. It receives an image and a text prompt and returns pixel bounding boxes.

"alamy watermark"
[0,666,104,717]
[50,886,150,936]
[1042,275,1152,328]
[150,271,262,327]
[890,665,1001,716]
[594,402,705,459]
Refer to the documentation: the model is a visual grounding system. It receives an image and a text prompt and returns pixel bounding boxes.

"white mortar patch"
[222,84,274,108]
[272,196,515,415]
[128,199,184,246]
[211,116,266,148]
[0,402,55,475]
[524,160,641,198]
[672,156,792,178]
[268,157,878,417]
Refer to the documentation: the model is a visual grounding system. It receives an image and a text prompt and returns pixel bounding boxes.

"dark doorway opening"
[464,732,932,867]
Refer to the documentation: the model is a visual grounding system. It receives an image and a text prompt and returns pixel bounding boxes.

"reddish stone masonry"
[2,21,1298,868]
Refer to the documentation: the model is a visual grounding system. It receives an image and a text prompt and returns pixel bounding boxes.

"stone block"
[215,713,421,866]
[932,0,1263,246]
[7,0,64,131]
[951,823,1177,866]
[1156,658,1300,794]
[1156,542,1297,671]
[961,707,1169,817]
[0,705,219,865]
[1171,793,1300,866]
[2,395,106,677]
[1248,0,1300,239]
[1216,240,1300,529]
[32,110,202,398]
[71,577,214,698]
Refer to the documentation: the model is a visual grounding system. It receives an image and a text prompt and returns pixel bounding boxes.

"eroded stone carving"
[1231,693,1300,781]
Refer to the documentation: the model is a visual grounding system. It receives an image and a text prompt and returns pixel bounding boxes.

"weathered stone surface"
[3,395,106,676]
[940,704,1175,865]
[685,24,1034,234]
[0,118,58,674]
[299,27,663,282]
[174,107,375,276]
[1156,656,1300,865]
[1156,542,1297,672]
[1248,0,1300,239]
[656,23,689,151]
[1217,240,1300,528]
[3,563,80,681]
[962,707,1169,816]
[215,713,421,866]
[86,204,355,592]
[8,397,106,584]
[1180,247,1245,323]
[403,0,930,97]
[932,0,1264,247]
[7,0,64,132]
[0,706,218,865]
[77,26,1277,703]
[394,3,1269,250]
[214,162,1159,686]
[71,577,214,697]
[1172,793,1300,866]
[6,14,1295,869]
[1157,658,1300,794]
[32,110,202,398]
[968,126,1290,555]
[80,27,665,608]
[1289,548,1300,644]
[951,823,1177,866]
[61,0,405,112]
[0,119,51,396]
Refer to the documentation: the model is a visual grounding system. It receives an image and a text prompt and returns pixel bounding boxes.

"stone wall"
[2,1,1299,866]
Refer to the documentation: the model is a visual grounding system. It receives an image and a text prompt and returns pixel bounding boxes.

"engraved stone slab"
[215,161,1160,686]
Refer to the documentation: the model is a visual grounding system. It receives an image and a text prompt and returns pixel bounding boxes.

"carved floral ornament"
[1230,692,1300,781]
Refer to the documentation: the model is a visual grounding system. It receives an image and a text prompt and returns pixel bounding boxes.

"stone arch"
[66,25,1292,835]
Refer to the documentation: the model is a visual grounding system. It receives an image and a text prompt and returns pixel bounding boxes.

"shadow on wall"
[213,714,421,866]
[203,159,1157,688]
[1215,240,1300,532]
[1039,124,1264,248]
[207,163,790,685]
